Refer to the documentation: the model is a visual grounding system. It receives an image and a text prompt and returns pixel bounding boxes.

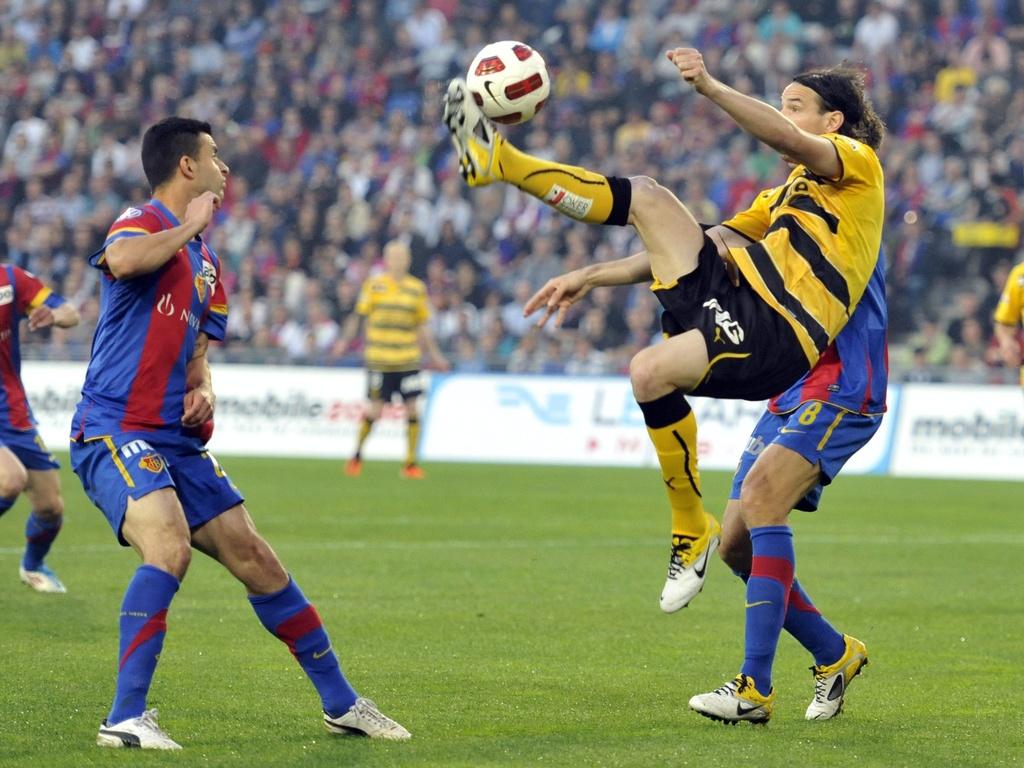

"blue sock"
[109,565,180,724]
[0,496,13,519]
[732,569,845,667]
[249,577,357,717]
[23,512,62,571]
[784,579,846,667]
[740,525,795,693]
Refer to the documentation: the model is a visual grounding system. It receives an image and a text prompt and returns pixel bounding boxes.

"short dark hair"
[792,67,886,150]
[141,117,212,190]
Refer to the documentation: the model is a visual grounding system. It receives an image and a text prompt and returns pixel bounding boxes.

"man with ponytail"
[446,51,886,724]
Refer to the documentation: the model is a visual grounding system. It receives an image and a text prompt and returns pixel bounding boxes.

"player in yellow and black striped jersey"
[337,240,449,479]
[993,260,1024,387]
[447,48,886,717]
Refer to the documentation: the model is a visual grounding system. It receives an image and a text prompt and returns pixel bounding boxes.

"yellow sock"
[406,418,420,465]
[354,418,373,458]
[639,392,707,539]
[496,138,630,224]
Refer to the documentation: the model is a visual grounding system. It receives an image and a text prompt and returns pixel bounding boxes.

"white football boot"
[97,709,182,750]
[689,673,774,725]
[324,697,411,740]
[659,513,721,613]
[19,564,67,593]
[805,634,869,720]
[442,78,502,187]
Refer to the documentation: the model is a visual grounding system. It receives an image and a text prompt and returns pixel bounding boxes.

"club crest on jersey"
[115,207,144,221]
[0,285,12,306]
[194,261,217,302]
[138,454,164,473]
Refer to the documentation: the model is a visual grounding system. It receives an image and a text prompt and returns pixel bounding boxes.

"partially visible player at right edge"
[448,47,885,723]
[993,260,1024,391]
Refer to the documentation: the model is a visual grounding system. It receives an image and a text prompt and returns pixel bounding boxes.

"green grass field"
[1,457,1020,767]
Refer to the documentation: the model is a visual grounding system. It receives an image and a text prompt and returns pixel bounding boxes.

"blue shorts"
[730,401,882,512]
[0,424,60,471]
[70,431,244,546]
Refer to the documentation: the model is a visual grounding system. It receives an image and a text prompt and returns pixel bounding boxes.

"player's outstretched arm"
[524,251,653,329]
[667,47,841,180]
[183,332,215,427]
[105,191,220,280]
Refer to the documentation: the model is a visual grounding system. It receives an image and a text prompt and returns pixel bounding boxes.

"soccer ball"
[465,40,550,125]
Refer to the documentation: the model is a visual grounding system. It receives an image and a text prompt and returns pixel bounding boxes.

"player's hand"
[184,191,220,234]
[27,305,55,331]
[182,386,215,427]
[523,269,592,329]
[665,47,718,96]
[998,339,1022,368]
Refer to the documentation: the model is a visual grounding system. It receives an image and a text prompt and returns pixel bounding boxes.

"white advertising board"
[420,373,893,473]
[19,361,410,460]
[890,383,1023,480]
[15,363,1018,481]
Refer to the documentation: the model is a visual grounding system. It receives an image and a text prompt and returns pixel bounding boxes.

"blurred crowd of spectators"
[1,0,1022,383]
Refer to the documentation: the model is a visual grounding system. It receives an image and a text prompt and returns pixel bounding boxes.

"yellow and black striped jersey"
[994,261,1024,383]
[355,273,430,372]
[722,133,885,366]
[994,262,1024,329]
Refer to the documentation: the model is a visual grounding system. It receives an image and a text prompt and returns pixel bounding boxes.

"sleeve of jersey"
[90,209,164,269]
[355,280,373,316]
[826,134,881,188]
[721,189,773,241]
[12,266,64,314]
[993,271,1023,326]
[202,277,228,341]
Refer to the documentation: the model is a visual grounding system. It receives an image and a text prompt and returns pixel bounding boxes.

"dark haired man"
[446,50,886,724]
[71,117,409,749]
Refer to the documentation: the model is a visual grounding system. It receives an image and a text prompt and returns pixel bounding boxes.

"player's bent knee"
[0,467,28,499]
[629,349,663,401]
[147,540,192,579]
[628,175,671,224]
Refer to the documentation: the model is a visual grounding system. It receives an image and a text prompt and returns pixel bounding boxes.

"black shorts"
[654,236,810,401]
[367,369,424,402]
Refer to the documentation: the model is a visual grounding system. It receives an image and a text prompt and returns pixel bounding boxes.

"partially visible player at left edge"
[0,263,79,592]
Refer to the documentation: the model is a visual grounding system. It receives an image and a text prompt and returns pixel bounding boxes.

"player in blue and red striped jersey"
[686,251,886,723]
[71,117,409,750]
[0,265,79,593]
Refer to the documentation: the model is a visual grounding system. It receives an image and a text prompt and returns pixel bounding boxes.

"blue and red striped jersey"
[769,253,888,415]
[0,264,66,430]
[72,199,228,438]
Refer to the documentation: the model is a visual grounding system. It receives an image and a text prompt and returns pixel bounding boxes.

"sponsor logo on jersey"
[0,285,12,306]
[157,293,175,316]
[115,207,144,221]
[703,298,745,344]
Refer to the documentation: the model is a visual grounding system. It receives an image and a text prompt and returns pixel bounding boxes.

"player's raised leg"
[443,78,707,285]
[97,489,190,750]
[20,468,67,593]
[190,505,411,740]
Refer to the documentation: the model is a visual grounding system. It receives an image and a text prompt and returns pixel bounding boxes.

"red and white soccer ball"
[465,40,550,125]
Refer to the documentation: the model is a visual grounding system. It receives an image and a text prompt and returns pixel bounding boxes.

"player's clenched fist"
[184,190,220,233]
[665,47,718,96]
